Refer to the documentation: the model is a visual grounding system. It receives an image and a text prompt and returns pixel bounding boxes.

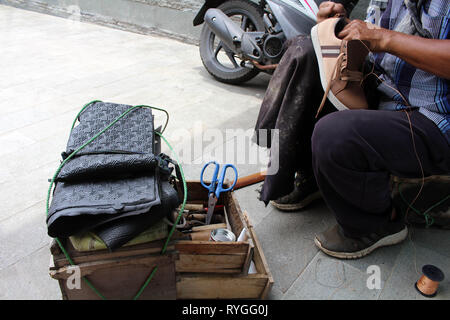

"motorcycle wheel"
[199,0,265,84]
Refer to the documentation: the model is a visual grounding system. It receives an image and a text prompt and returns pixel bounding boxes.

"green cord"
[157,132,188,255]
[135,105,170,133]
[70,100,102,130]
[132,133,188,299]
[55,237,106,300]
[47,101,186,300]
[70,101,169,133]
[133,266,158,300]
[398,182,450,228]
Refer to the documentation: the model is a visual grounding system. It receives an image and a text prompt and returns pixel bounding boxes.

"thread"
[415,265,445,298]
[357,41,438,288]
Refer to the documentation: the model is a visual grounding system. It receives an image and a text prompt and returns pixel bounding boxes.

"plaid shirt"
[371,0,450,144]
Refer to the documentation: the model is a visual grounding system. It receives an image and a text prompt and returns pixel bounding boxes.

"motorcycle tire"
[199,0,265,85]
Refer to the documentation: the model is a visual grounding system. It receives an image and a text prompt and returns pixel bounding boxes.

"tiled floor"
[0,5,448,300]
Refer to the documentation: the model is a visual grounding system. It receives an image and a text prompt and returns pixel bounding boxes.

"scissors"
[200,161,238,225]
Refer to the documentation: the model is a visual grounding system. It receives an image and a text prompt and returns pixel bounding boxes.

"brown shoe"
[314,223,408,259]
[271,171,322,211]
[311,18,370,117]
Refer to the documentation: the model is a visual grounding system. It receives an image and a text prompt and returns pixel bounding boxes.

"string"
[321,39,428,275]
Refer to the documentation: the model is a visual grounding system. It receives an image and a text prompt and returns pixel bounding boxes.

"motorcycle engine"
[263,33,284,60]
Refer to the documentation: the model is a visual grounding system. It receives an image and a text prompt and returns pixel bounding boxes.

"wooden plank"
[241,240,254,275]
[260,278,272,300]
[224,192,246,236]
[177,268,242,274]
[184,181,209,202]
[53,240,173,268]
[175,241,248,255]
[183,180,228,205]
[242,210,274,298]
[51,253,175,280]
[55,238,166,258]
[177,275,268,299]
[50,239,62,256]
[175,254,246,273]
[188,230,211,241]
[59,260,176,300]
[191,223,227,232]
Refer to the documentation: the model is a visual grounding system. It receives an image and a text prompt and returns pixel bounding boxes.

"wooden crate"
[49,239,178,300]
[175,181,273,299]
[174,181,253,274]
[49,180,273,299]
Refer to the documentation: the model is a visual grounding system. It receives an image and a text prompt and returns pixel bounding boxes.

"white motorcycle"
[194,0,357,84]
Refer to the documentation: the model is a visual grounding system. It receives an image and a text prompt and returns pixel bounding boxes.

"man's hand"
[338,20,450,79]
[337,19,389,52]
[317,1,347,24]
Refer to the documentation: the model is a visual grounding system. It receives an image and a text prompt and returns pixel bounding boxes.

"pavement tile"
[0,201,50,270]
[378,241,450,300]
[0,161,57,221]
[0,246,61,300]
[283,252,382,300]
[407,226,450,259]
[253,201,336,293]
[0,131,37,157]
[342,241,404,282]
[234,183,273,228]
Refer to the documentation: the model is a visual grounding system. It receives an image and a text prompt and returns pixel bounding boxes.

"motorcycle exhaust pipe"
[204,8,245,54]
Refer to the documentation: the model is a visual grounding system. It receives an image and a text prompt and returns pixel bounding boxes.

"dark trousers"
[312,109,450,237]
[255,35,450,236]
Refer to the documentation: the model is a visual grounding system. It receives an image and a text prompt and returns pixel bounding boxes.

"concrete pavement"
[0,5,448,300]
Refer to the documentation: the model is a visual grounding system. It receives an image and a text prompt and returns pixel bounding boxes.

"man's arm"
[338,20,450,80]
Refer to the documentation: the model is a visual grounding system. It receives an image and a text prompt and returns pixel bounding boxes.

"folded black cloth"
[58,101,157,181]
[47,174,161,238]
[47,101,180,250]
[94,179,180,251]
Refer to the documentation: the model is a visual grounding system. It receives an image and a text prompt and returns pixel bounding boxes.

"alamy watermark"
[366,265,382,290]
[164,123,280,175]
[65,266,81,290]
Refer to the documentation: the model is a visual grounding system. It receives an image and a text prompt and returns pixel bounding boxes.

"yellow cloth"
[69,220,168,251]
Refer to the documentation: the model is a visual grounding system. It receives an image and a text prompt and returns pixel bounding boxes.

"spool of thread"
[415,265,445,298]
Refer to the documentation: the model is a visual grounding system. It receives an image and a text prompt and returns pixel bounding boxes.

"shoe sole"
[270,191,322,211]
[314,226,408,259]
[310,24,348,112]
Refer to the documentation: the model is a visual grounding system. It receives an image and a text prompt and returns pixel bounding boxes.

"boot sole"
[314,226,408,259]
[270,191,322,211]
[310,24,348,112]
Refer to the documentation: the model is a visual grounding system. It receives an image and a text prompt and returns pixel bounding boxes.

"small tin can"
[210,228,236,242]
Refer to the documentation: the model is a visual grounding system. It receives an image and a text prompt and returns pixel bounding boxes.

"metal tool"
[200,161,238,225]
[210,228,236,242]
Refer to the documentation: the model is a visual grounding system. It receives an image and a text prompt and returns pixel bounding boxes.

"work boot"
[311,17,371,116]
[270,171,322,211]
[314,217,408,259]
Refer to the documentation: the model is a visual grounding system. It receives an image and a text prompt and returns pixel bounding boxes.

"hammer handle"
[234,171,267,190]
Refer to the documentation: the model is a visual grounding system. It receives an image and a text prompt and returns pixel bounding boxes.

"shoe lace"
[315,46,365,118]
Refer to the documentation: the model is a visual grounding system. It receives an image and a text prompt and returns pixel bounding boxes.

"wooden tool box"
[49,181,273,300]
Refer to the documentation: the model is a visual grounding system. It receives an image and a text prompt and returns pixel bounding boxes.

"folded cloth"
[47,101,182,250]
[69,219,169,252]
[47,173,161,238]
[57,101,157,181]
[94,179,180,251]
